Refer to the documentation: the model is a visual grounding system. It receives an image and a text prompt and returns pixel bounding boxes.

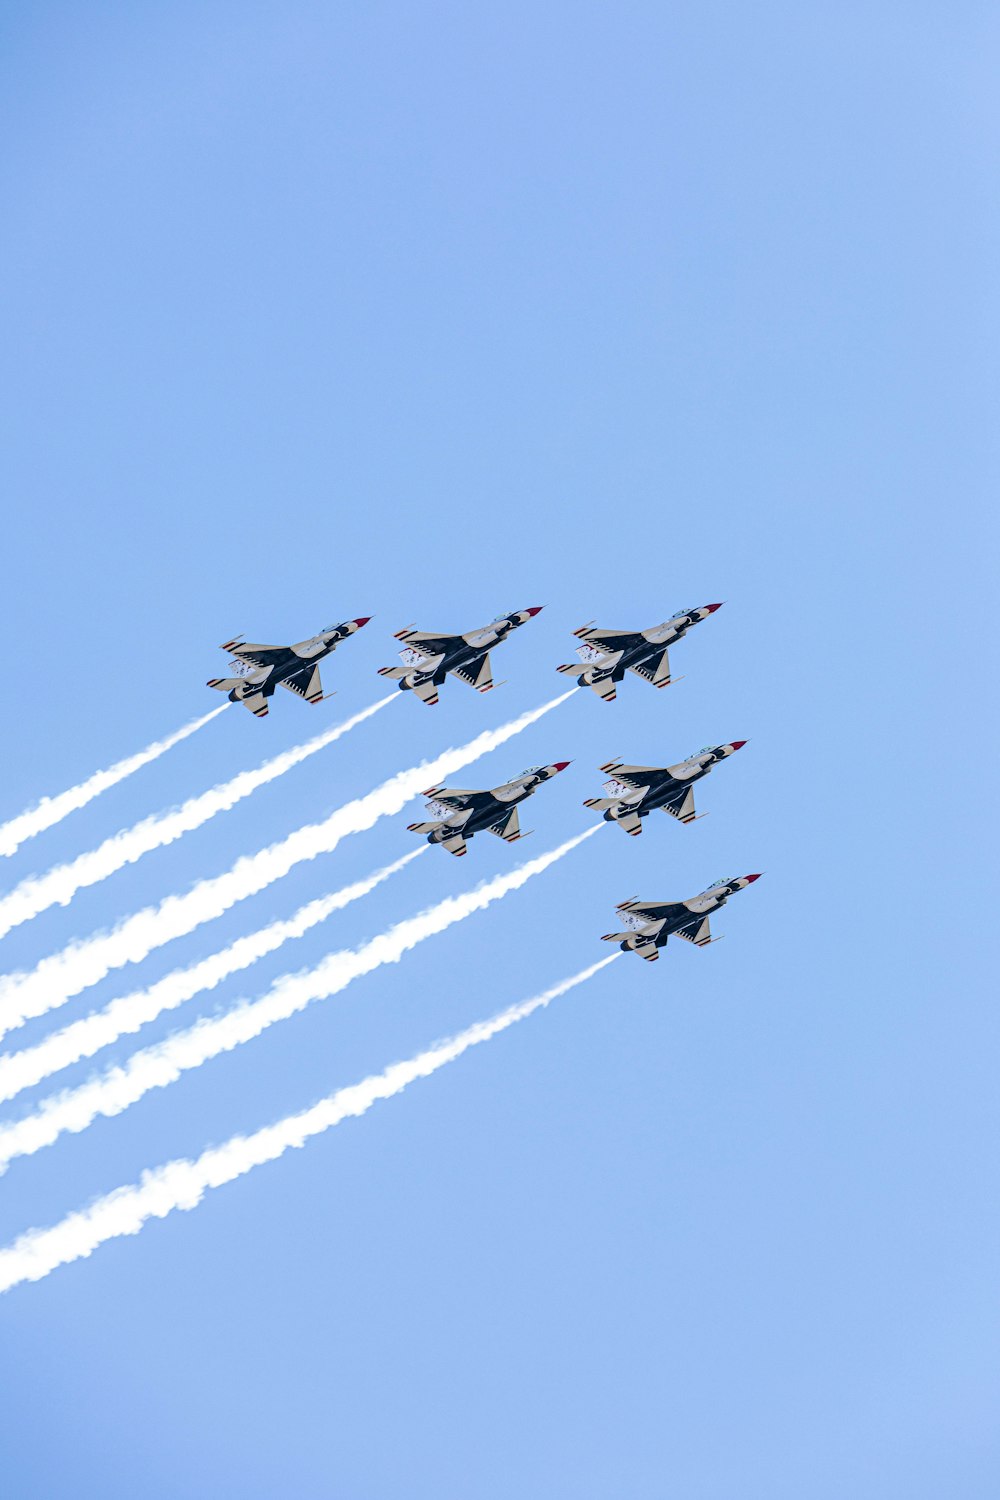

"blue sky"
[1,2,997,1494]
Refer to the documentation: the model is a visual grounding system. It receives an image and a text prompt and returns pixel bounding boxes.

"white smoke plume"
[0,848,425,1105]
[0,827,598,1171]
[0,697,394,941]
[0,953,620,1292]
[0,707,227,859]
[0,690,575,1040]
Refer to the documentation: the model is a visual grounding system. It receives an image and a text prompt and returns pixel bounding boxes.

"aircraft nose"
[744,873,763,883]
[730,740,747,751]
[352,616,372,628]
[551,761,571,772]
[525,606,543,616]
[705,602,724,613]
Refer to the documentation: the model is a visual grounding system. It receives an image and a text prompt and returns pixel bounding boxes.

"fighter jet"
[601,874,761,961]
[557,604,723,702]
[584,741,746,836]
[407,761,570,856]
[378,609,542,705]
[207,617,371,718]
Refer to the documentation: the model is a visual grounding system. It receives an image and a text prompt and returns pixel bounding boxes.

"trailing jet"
[207,618,371,718]
[378,609,542,705]
[584,741,746,836]
[601,874,761,961]
[407,761,570,856]
[557,604,723,701]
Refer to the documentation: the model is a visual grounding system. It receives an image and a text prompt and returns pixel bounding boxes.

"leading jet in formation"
[207,617,370,718]
[378,608,542,705]
[602,874,761,961]
[407,761,570,856]
[557,604,723,702]
[584,741,746,836]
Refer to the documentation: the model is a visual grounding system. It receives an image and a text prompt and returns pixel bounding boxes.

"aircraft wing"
[279,664,325,704]
[622,900,688,923]
[423,787,481,810]
[600,761,665,787]
[660,785,697,823]
[627,646,672,687]
[225,642,292,669]
[486,806,522,843]
[450,653,493,692]
[394,628,462,655]
[673,915,713,947]
[575,626,643,655]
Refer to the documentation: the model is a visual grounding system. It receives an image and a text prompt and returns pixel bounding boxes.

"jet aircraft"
[378,609,542,705]
[207,617,371,718]
[584,741,746,835]
[407,761,570,856]
[602,873,761,961]
[557,604,723,701]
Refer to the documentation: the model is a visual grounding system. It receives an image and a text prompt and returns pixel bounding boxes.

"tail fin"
[377,666,410,680]
[406,820,442,837]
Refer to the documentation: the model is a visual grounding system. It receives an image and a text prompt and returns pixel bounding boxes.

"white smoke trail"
[0,849,425,1105]
[0,827,598,1172]
[0,707,227,860]
[0,697,394,941]
[0,690,574,1040]
[0,953,620,1292]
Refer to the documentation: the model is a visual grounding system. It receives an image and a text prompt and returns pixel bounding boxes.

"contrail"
[0,953,620,1292]
[0,707,227,859]
[0,690,575,1040]
[0,827,598,1172]
[0,849,425,1105]
[0,697,394,941]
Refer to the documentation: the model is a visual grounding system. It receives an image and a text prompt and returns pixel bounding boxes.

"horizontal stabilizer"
[601,930,659,960]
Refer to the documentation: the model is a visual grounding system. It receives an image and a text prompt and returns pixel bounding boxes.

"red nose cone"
[525,606,543,616]
[353,616,372,628]
[744,873,762,883]
[552,761,571,772]
[705,602,724,613]
[730,740,747,751]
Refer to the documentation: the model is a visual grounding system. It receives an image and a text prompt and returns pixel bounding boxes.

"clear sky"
[1,3,997,1495]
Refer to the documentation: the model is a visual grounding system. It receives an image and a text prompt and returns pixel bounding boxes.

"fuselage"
[416,763,568,847]
[598,741,744,828]
[566,600,722,693]
[395,609,538,690]
[213,618,369,705]
[613,873,761,955]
